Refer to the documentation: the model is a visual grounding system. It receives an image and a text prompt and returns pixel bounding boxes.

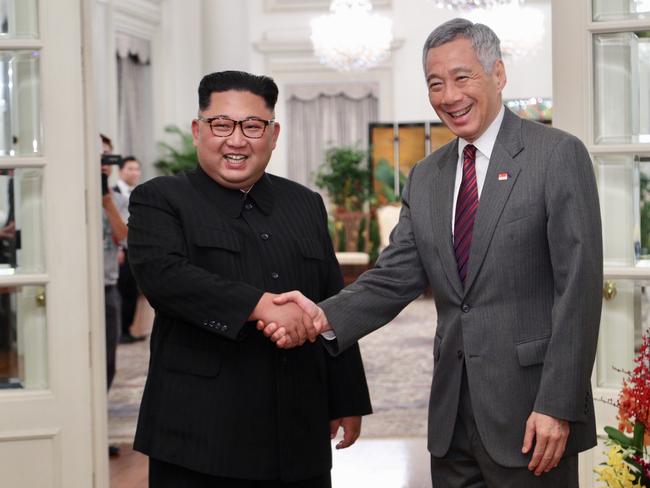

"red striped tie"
[454,144,478,284]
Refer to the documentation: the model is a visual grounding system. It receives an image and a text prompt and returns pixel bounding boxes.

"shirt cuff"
[321,330,336,341]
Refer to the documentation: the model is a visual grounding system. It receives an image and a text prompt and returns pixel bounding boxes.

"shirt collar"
[457,104,505,161]
[116,179,132,195]
[192,166,274,218]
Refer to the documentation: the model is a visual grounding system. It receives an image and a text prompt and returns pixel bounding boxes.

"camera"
[101,154,122,166]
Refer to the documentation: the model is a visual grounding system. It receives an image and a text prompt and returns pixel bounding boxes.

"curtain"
[116,33,154,180]
[287,83,379,190]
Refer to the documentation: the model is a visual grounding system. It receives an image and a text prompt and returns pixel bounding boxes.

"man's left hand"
[330,416,362,450]
[522,411,569,476]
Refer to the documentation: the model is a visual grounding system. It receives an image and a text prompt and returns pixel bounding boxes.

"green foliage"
[373,158,406,204]
[154,125,198,175]
[315,146,370,211]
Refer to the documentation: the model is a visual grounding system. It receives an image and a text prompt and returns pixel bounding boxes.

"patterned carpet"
[108,296,437,443]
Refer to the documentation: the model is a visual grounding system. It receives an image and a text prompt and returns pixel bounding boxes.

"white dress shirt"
[452,105,505,234]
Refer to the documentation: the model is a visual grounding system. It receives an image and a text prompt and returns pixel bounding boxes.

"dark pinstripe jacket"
[320,108,603,467]
[128,167,371,481]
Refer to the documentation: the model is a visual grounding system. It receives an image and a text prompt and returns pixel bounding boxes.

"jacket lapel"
[429,140,464,299]
[463,109,524,294]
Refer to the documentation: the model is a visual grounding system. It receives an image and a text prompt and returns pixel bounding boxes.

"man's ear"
[494,59,507,92]
[271,121,280,150]
[191,119,200,146]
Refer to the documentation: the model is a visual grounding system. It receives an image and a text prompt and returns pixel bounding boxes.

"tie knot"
[463,144,477,161]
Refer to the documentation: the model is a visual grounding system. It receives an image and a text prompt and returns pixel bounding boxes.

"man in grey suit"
[260,18,603,487]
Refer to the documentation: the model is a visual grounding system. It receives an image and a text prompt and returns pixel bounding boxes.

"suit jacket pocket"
[193,227,242,252]
[515,336,550,367]
[163,342,221,377]
[297,238,324,260]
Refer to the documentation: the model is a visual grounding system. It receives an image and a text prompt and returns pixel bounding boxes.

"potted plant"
[154,125,198,175]
[315,145,370,252]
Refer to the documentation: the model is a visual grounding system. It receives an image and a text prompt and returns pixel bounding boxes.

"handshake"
[252,291,330,349]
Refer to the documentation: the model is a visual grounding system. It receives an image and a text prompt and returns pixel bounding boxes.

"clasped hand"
[254,291,329,348]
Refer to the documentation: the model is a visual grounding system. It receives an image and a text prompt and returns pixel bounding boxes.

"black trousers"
[149,458,331,488]
[117,249,139,336]
[430,370,578,488]
[104,285,120,390]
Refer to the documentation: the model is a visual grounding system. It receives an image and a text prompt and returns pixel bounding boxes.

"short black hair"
[119,155,140,170]
[197,71,279,112]
[100,133,112,149]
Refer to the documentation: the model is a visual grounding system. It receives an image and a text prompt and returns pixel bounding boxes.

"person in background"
[100,133,129,457]
[113,156,146,344]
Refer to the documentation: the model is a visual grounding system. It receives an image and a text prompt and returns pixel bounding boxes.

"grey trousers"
[430,371,578,488]
[104,285,121,390]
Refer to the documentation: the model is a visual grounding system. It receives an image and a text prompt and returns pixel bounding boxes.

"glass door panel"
[0,285,47,389]
[0,50,41,156]
[593,31,650,144]
[598,277,647,388]
[0,0,38,38]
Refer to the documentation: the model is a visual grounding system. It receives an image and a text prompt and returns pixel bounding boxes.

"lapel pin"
[498,172,509,181]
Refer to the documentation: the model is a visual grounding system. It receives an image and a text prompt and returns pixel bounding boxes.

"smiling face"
[192,90,280,190]
[425,37,506,143]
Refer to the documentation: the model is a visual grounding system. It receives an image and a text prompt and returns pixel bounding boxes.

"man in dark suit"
[127,71,372,487]
[262,19,602,487]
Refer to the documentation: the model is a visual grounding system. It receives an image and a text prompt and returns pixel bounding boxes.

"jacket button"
[457,350,463,359]
[260,232,271,241]
[244,202,254,210]
[271,272,279,279]
[461,303,470,313]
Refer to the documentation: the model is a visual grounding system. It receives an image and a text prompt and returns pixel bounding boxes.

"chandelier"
[464,1,544,60]
[434,0,520,10]
[311,0,393,71]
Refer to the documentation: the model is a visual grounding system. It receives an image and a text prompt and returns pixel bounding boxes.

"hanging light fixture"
[464,1,544,60]
[433,0,520,11]
[310,0,393,71]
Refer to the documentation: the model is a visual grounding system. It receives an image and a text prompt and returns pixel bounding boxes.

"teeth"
[225,155,246,161]
[450,107,471,118]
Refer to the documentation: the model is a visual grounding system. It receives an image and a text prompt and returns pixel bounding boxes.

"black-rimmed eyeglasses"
[196,115,275,139]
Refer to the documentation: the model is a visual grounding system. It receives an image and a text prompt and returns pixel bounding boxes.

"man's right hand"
[256,291,331,349]
[249,293,318,347]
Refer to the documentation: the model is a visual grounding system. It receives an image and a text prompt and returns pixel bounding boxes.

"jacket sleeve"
[320,166,430,355]
[533,135,603,422]
[127,179,264,341]
[314,195,373,418]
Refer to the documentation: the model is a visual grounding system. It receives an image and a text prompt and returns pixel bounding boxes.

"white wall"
[90,0,553,178]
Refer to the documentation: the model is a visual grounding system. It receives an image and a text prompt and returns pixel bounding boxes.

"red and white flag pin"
[498,172,509,181]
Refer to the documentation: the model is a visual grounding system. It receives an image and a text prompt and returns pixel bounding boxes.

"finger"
[546,435,567,472]
[262,323,279,338]
[296,320,307,345]
[276,335,290,349]
[272,291,305,306]
[529,436,549,475]
[535,441,555,476]
[522,418,535,454]
[302,313,318,342]
[256,320,266,331]
[270,327,286,343]
[336,424,360,450]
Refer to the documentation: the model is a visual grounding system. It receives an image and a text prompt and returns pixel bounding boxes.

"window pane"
[0,168,44,275]
[593,0,650,21]
[0,50,42,156]
[593,32,650,145]
[598,278,646,388]
[0,0,38,38]
[0,285,47,390]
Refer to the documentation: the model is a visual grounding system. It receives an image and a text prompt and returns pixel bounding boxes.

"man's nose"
[226,123,247,146]
[441,83,462,105]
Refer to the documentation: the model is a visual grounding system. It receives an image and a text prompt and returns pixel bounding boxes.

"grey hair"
[422,18,502,74]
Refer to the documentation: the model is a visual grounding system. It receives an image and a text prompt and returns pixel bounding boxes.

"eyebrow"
[426,66,472,82]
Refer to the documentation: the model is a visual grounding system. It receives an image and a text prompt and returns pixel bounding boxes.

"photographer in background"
[100,133,128,457]
[113,156,146,344]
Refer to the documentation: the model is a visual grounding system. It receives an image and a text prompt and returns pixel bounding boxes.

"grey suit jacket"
[321,108,603,467]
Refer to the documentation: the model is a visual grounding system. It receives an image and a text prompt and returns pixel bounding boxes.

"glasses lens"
[241,120,267,138]
[210,118,235,136]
